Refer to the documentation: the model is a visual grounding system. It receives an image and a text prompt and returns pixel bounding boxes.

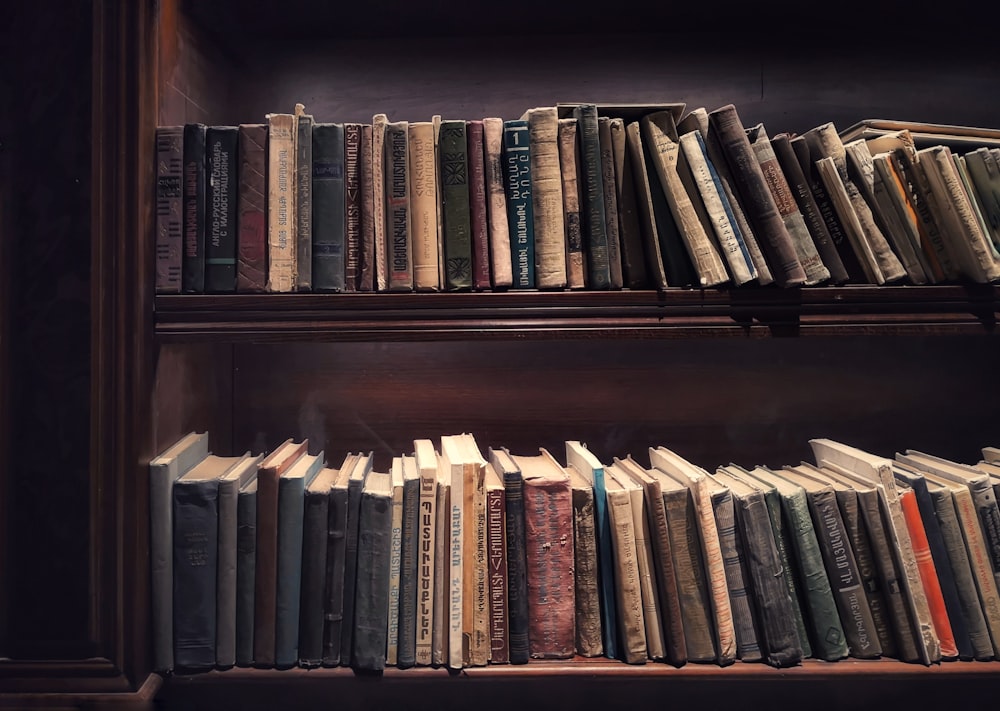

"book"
[489,447,529,664]
[298,464,341,667]
[344,122,362,291]
[502,120,536,288]
[438,434,467,668]
[182,123,207,293]
[353,469,393,672]
[520,106,567,288]
[311,122,346,292]
[649,446,736,666]
[359,123,376,291]
[963,148,1000,252]
[340,451,372,665]
[602,460,647,664]
[413,439,438,665]
[467,119,491,290]
[265,113,296,292]
[216,452,259,668]
[953,154,997,265]
[235,469,258,667]
[173,453,246,669]
[484,462,509,663]
[408,122,440,291]
[294,105,313,291]
[809,439,941,665]
[440,120,473,291]
[275,450,324,668]
[462,434,490,667]
[986,447,1000,464]
[323,454,355,667]
[236,123,267,292]
[625,120,669,288]
[150,431,209,672]
[432,451,451,666]
[483,117,513,288]
[839,118,1000,151]
[372,113,388,291]
[508,448,575,659]
[564,441,619,661]
[397,455,420,668]
[386,457,404,666]
[384,120,412,291]
[574,104,611,289]
[557,117,586,289]
[609,117,649,288]
[155,125,184,293]
[707,105,806,287]
[597,117,624,288]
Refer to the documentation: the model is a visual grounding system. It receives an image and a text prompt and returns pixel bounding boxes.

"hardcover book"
[384,120,412,291]
[432,452,451,666]
[385,457,405,666]
[235,469,258,666]
[397,455,421,668]
[408,122,440,291]
[483,117,513,288]
[467,120,492,290]
[182,123,207,293]
[265,113,297,292]
[344,123,363,291]
[340,451,372,665]
[155,125,184,293]
[440,120,473,291]
[372,113,388,290]
[439,435,467,668]
[413,439,438,665]
[502,120,536,288]
[484,462,509,663]
[608,117,649,288]
[353,470,393,672]
[557,117,586,289]
[322,454,356,666]
[597,117,624,288]
[460,434,490,667]
[520,106,567,288]
[489,447,529,664]
[360,123,376,291]
[603,463,647,664]
[298,464,341,667]
[311,122,346,292]
[236,123,268,292]
[573,104,611,289]
[295,105,314,291]
[624,120,669,288]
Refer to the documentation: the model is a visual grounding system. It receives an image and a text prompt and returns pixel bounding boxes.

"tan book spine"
[522,107,567,288]
[408,122,440,291]
[414,441,437,665]
[385,120,412,292]
[606,478,647,663]
[372,113,388,291]
[558,117,586,289]
[624,120,668,288]
[485,465,509,663]
[266,113,297,292]
[689,471,735,665]
[483,117,513,288]
[642,112,729,287]
[815,157,885,284]
[468,457,489,667]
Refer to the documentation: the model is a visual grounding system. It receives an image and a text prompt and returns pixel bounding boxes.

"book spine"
[448,463,464,669]
[266,114,296,292]
[275,475,306,668]
[630,485,664,660]
[708,105,806,286]
[398,475,420,668]
[624,121,669,288]
[644,483,685,666]
[236,124,267,292]
[182,123,207,293]
[483,117,512,288]
[372,114,388,290]
[813,157,884,284]
[503,468,529,664]
[216,478,240,668]
[467,120,491,290]
[889,149,957,281]
[609,118,649,288]
[575,105,611,289]
[353,487,392,671]
[295,112,313,291]
[359,124,376,291]
[663,490,716,662]
[253,467,279,667]
[408,123,440,291]
[299,488,329,666]
[964,148,1000,251]
[432,479,450,666]
[487,484,509,663]
[151,462,178,672]
[524,476,574,658]
[386,481,403,666]
[711,489,761,662]
[384,121,412,291]
[464,463,489,667]
[440,121,473,290]
[344,123,362,291]
[590,467,619,661]
[235,486,257,667]
[173,479,218,669]
[415,471,436,665]
[572,486,603,657]
[691,476,736,666]
[758,488,811,658]
[322,484,349,666]
[525,107,567,288]
[951,486,1000,656]
[597,117,623,288]
[503,120,535,288]
[155,126,184,293]
[558,118,586,289]
[340,476,364,665]
[311,123,346,292]
[873,153,939,283]
[608,487,646,664]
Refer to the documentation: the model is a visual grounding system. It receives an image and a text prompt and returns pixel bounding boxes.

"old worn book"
[344,123,363,291]
[625,120,669,288]
[508,448,575,659]
[597,117,624,288]
[708,105,805,287]
[235,469,258,667]
[462,434,489,666]
[155,126,184,293]
[359,123,376,291]
[574,104,611,289]
[484,462,509,663]
[311,122,346,292]
[642,111,729,287]
[432,451,451,666]
[809,439,941,665]
[353,469,393,672]
[406,122,439,291]
[712,467,802,668]
[413,440,438,665]
[432,116,446,288]
[871,150,940,283]
[520,107,567,288]
[609,117,649,288]
[439,434,467,668]
[384,120,412,291]
[649,446,736,666]
[182,123,208,293]
[372,113,388,290]
[294,105,313,291]
[467,120,491,290]
[265,113,296,292]
[340,451,372,665]
[489,447,528,664]
[397,455,420,668]
[813,156,884,284]
[322,453,355,667]
[558,117,586,289]
[503,120,535,288]
[298,464,341,667]
[566,461,602,657]
[236,123,267,292]
[150,431,209,672]
[746,123,830,285]
[253,439,308,667]
[440,120,473,291]
[483,117,512,288]
[385,457,405,666]
[963,148,1000,252]
[954,154,998,264]
[603,461,647,664]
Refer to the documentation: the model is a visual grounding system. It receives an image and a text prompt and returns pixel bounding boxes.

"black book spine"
[312,123,346,292]
[235,486,257,667]
[323,485,350,666]
[353,486,393,671]
[298,489,329,666]
[340,478,364,664]
[503,469,530,664]
[173,480,218,670]
[205,126,238,293]
[182,123,207,293]
[573,105,611,289]
[296,113,314,291]
[397,476,420,668]
[641,134,697,287]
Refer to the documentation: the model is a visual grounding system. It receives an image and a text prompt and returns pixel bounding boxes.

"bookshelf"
[6,0,1000,709]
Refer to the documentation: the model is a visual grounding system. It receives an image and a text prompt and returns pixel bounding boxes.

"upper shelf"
[153,285,999,343]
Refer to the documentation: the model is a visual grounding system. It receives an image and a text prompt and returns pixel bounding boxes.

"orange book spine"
[899,489,958,658]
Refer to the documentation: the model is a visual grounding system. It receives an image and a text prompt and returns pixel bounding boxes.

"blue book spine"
[172,479,219,670]
[312,123,346,291]
[589,465,618,661]
[503,120,535,288]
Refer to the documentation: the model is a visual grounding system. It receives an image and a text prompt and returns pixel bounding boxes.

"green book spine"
[312,123,346,292]
[440,120,472,290]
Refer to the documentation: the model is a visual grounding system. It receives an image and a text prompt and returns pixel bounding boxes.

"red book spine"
[487,484,509,663]
[467,120,491,290]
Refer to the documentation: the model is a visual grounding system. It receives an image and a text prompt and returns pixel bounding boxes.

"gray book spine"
[759,487,811,658]
[397,476,421,668]
[323,484,350,665]
[173,479,218,670]
[573,104,610,289]
[711,489,761,662]
[353,487,393,671]
[663,489,716,662]
[296,113,313,290]
[646,485,686,666]
[572,484,603,657]
[275,465,320,668]
[235,483,257,666]
[298,488,330,666]
[216,476,240,667]
[340,477,365,664]
[967,478,1000,591]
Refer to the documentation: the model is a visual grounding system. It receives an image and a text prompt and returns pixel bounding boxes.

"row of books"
[154,102,1000,296]
[150,432,1000,673]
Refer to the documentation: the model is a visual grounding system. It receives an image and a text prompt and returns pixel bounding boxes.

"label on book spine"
[155,126,183,293]
[503,120,535,288]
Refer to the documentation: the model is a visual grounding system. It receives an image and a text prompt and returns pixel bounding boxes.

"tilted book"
[385,120,413,291]
[155,125,184,293]
[573,104,611,289]
[483,117,513,288]
[567,462,603,657]
[557,117,586,289]
[609,117,649,288]
[461,434,490,667]
[624,120,669,288]
[485,462,509,663]
[413,440,438,665]
[294,106,313,291]
[265,114,297,292]
[344,123,363,291]
[352,470,393,672]
[440,120,473,291]
[397,455,421,668]
[311,122,346,292]
[520,107,567,288]
[467,120,492,290]
[236,123,267,293]
[502,120,536,289]
[298,465,341,667]
[408,122,440,291]
[322,454,355,666]
[182,123,208,293]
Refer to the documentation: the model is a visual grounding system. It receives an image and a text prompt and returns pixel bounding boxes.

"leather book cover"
[298,466,339,666]
[440,120,473,290]
[359,124,376,291]
[573,104,611,289]
[408,122,441,291]
[609,118,648,288]
[483,117,513,288]
[204,126,238,293]
[372,114,388,290]
[155,126,184,293]
[467,120,492,290]
[235,475,258,667]
[312,123,346,292]
[344,123,363,292]
[385,120,413,291]
[236,123,267,293]
[352,471,393,672]
[323,455,355,666]
[557,117,586,289]
[182,123,207,293]
[502,120,536,289]
[597,117,624,288]
[490,447,529,664]
[295,107,314,291]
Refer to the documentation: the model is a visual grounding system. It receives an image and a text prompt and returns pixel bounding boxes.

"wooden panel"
[152,343,234,455]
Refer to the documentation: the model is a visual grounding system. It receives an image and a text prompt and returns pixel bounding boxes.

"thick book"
[397,455,421,668]
[386,458,405,666]
[440,120,473,291]
[235,470,258,667]
[490,447,529,664]
[484,462,509,663]
[344,123,363,291]
[483,117,513,288]
[609,117,649,288]
[707,105,806,286]
[564,441,619,661]
[216,452,259,668]
[323,454,356,666]
[467,119,492,290]
[150,431,209,672]
[508,448,575,659]
[520,107,567,288]
[963,148,1000,252]
[182,123,207,293]
[413,440,438,665]
[236,123,267,292]
[603,462,647,664]
[295,106,314,291]
[625,120,669,288]
[311,122,346,292]
[372,113,388,290]
[589,118,623,289]
[155,125,184,293]
[298,464,341,667]
[265,113,297,292]
[359,123,376,291]
[384,120,412,291]
[340,451,372,665]
[502,120,536,288]
[353,470,394,672]
[408,122,440,291]
[558,117,586,289]
[462,434,490,667]
[574,104,612,289]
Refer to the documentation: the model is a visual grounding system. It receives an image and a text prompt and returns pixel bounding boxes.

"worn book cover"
[340,451,373,665]
[485,462,509,663]
[467,120,492,290]
[440,121,473,291]
[322,454,355,666]
[353,470,393,672]
[483,117,513,288]
[182,123,208,293]
[574,104,611,289]
[385,120,413,291]
[408,122,440,291]
[155,126,184,293]
[520,107,568,288]
[344,123,363,291]
[413,440,438,665]
[397,455,421,668]
[265,114,297,292]
[294,106,314,291]
[609,117,648,288]
[603,464,647,664]
[298,465,340,667]
[502,120,536,289]
[236,123,268,292]
[235,471,258,667]
[558,117,586,289]
[312,123,346,292]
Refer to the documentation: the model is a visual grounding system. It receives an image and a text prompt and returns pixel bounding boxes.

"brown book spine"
[487,482,509,663]
[609,117,649,288]
[155,126,184,293]
[644,481,686,666]
[558,117,586,289]
[597,117,624,288]
[359,124,375,292]
[708,104,806,286]
[467,120,491,290]
[571,484,603,657]
[237,123,267,293]
[344,123,362,291]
